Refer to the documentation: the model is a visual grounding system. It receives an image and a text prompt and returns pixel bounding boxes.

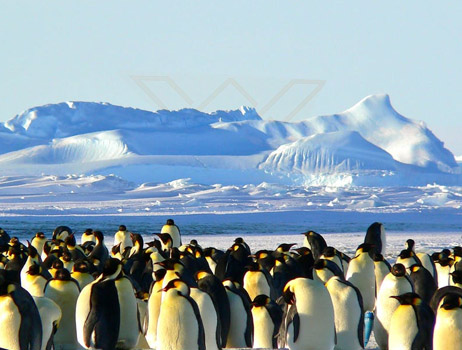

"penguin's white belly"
[157,296,200,350]
[288,286,335,350]
[75,282,96,349]
[225,290,248,348]
[44,281,80,346]
[374,276,412,350]
[0,296,22,350]
[436,264,450,288]
[33,296,62,350]
[346,258,375,311]
[145,282,163,349]
[115,278,140,349]
[326,279,362,350]
[433,308,462,350]
[191,288,219,350]
[251,306,273,349]
[388,306,418,350]
[243,272,270,300]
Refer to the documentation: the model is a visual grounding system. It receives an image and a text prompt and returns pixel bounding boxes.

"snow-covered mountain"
[0,94,459,186]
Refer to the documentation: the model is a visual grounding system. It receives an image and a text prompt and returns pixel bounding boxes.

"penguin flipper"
[286,304,300,342]
[45,322,58,350]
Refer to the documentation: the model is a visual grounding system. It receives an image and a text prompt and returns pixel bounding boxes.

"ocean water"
[1,210,460,243]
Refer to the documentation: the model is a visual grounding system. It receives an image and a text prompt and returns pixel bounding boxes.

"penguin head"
[189,239,198,247]
[102,258,122,280]
[245,261,262,272]
[131,233,144,247]
[390,292,421,306]
[195,270,212,281]
[409,264,422,274]
[52,259,64,270]
[322,246,337,258]
[8,237,20,248]
[0,272,16,296]
[54,268,72,280]
[35,232,46,239]
[118,225,127,232]
[294,247,312,256]
[372,253,385,262]
[282,281,296,305]
[165,219,175,226]
[64,234,76,247]
[83,228,93,236]
[391,263,407,277]
[252,294,271,307]
[146,239,162,251]
[277,243,296,253]
[73,260,90,273]
[313,259,328,270]
[27,242,39,259]
[398,249,414,259]
[450,271,462,285]
[405,239,415,251]
[156,258,184,273]
[27,263,42,276]
[355,243,374,255]
[61,251,72,263]
[161,278,189,295]
[53,226,72,242]
[153,268,167,282]
[93,230,104,243]
[453,247,462,258]
[440,294,462,310]
[155,233,172,246]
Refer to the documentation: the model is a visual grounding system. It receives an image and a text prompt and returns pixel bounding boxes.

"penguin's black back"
[84,279,120,350]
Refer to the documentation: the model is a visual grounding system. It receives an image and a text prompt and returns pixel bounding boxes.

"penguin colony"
[0,221,461,350]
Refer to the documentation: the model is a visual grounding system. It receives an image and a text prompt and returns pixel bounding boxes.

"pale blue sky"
[1,1,461,154]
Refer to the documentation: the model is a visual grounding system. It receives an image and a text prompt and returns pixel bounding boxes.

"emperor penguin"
[433,294,462,350]
[80,228,95,245]
[196,271,230,346]
[396,249,421,272]
[114,271,140,349]
[43,268,80,349]
[302,230,327,260]
[114,225,133,253]
[190,285,222,350]
[374,263,414,350]
[87,230,109,273]
[223,279,253,348]
[250,294,283,349]
[433,251,453,288]
[71,260,95,290]
[364,222,386,256]
[321,246,344,272]
[243,261,276,301]
[202,247,224,274]
[281,277,336,350]
[388,292,434,350]
[0,273,42,350]
[313,259,344,284]
[76,258,122,350]
[160,218,182,248]
[32,295,62,350]
[31,232,47,256]
[157,279,205,350]
[325,276,364,350]
[22,264,49,297]
[146,269,166,349]
[409,264,437,304]
[416,252,437,280]
[345,243,376,311]
[52,226,72,242]
[155,233,174,252]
